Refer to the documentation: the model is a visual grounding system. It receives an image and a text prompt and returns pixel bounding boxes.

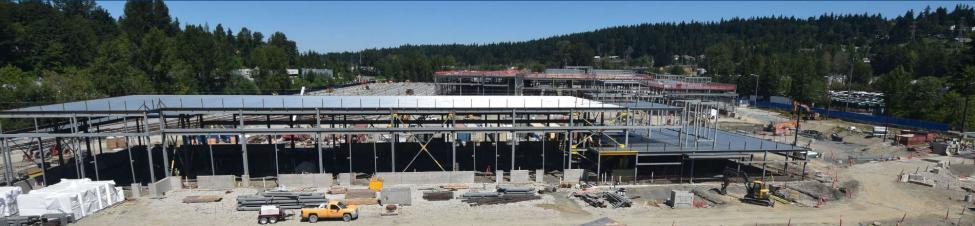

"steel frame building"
[434,70,740,113]
[0,94,805,186]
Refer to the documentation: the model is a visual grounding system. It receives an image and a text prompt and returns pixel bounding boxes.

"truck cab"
[300,200,359,222]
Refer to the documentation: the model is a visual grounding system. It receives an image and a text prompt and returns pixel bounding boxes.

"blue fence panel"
[754,101,949,131]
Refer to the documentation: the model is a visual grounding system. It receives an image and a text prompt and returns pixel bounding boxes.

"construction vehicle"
[719,169,775,207]
[300,200,359,222]
[764,121,797,136]
[257,205,286,224]
[793,101,820,120]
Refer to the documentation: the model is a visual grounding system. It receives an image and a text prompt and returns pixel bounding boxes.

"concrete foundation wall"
[379,187,412,206]
[376,171,475,185]
[197,175,236,190]
[564,169,584,183]
[510,170,530,183]
[337,173,353,186]
[278,174,333,188]
[148,177,179,196]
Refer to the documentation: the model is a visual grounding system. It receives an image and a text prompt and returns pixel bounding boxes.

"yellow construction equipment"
[368,177,383,191]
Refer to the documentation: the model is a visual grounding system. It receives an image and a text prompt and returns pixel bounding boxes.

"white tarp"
[16,179,123,219]
[0,186,22,217]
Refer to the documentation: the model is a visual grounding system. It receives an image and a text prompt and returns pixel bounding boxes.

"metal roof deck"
[592,127,803,154]
[2,95,622,115]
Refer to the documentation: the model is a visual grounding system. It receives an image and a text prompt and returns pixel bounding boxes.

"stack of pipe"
[236,191,327,211]
[459,187,540,206]
[496,187,535,196]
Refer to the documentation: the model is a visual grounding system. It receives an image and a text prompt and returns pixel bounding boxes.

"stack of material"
[459,188,540,206]
[496,187,535,195]
[329,186,347,194]
[421,191,453,201]
[0,187,22,217]
[16,179,124,219]
[603,192,632,208]
[236,191,327,211]
[575,193,606,208]
[345,189,378,205]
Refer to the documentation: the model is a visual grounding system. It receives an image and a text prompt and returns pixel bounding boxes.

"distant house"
[286,69,300,76]
[232,68,257,81]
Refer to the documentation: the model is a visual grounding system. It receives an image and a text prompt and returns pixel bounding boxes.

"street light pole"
[752,74,760,106]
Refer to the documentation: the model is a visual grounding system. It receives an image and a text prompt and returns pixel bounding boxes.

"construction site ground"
[71,157,973,226]
[67,107,975,225]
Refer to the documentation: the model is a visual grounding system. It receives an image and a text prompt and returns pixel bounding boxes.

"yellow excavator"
[719,169,776,207]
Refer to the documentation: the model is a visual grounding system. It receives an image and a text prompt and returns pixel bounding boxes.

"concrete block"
[241,175,250,187]
[496,170,504,183]
[379,187,412,206]
[670,190,694,209]
[510,170,530,183]
[375,171,476,185]
[564,169,584,183]
[899,174,909,183]
[337,173,353,186]
[535,170,544,183]
[130,184,141,198]
[278,174,333,188]
[197,175,236,190]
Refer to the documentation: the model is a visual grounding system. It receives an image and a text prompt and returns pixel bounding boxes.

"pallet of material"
[344,198,378,205]
[183,195,223,203]
[422,191,453,201]
[346,189,377,199]
[329,187,347,194]
[461,195,540,206]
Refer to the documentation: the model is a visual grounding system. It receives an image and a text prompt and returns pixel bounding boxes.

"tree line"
[0,0,356,110]
[1,1,974,129]
[326,5,975,130]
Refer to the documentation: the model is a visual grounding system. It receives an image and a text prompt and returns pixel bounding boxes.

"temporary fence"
[755,101,949,131]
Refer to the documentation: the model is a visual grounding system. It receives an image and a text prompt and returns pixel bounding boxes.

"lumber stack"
[236,191,327,211]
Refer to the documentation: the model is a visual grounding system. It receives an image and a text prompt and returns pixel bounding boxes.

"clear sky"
[98,1,969,53]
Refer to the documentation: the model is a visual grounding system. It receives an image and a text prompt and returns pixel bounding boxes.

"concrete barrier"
[564,169,584,183]
[337,173,353,186]
[278,174,333,188]
[535,170,544,183]
[510,170,530,183]
[375,171,475,185]
[148,177,180,196]
[496,170,504,183]
[197,175,236,190]
[379,187,411,206]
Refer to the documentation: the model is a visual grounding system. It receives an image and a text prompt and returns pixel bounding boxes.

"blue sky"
[98,1,969,53]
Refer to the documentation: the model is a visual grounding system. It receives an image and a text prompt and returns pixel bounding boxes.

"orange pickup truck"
[300,200,359,222]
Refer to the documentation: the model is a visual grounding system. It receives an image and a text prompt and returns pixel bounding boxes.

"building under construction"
[434,68,740,114]
[0,90,803,187]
